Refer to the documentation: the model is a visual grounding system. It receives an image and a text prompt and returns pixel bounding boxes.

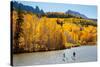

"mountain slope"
[66,10,88,19]
[11,1,44,14]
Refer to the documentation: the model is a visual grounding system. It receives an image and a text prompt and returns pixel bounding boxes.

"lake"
[13,46,97,66]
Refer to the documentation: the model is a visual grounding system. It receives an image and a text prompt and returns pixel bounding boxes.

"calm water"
[13,46,97,66]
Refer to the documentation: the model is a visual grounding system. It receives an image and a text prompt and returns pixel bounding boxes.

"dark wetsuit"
[73,52,76,57]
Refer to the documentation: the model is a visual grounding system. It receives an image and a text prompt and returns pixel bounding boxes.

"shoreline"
[13,45,97,54]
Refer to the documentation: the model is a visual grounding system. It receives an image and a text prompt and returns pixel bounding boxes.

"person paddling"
[71,51,76,61]
[63,53,66,58]
[73,52,76,57]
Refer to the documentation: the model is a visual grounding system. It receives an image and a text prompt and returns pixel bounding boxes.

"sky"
[18,1,97,19]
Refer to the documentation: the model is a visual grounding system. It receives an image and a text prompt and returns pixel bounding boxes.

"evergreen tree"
[14,5,24,53]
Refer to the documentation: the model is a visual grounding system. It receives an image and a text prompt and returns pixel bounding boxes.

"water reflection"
[13,46,97,66]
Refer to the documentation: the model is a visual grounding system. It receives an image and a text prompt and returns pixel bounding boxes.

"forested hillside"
[11,1,97,53]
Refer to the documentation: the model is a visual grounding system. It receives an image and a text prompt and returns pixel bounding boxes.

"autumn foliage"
[11,10,97,53]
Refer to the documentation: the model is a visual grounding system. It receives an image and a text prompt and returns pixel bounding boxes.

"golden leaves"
[13,11,97,52]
